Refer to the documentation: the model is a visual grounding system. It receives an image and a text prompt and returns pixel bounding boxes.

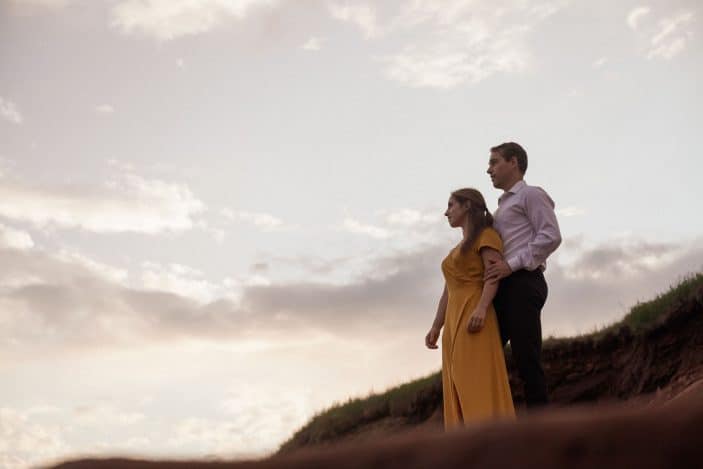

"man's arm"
[506,186,561,272]
[468,247,502,333]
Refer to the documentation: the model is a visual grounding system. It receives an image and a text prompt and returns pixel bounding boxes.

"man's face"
[487,151,516,190]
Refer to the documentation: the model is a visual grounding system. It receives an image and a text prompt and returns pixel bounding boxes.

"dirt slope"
[279,283,703,450]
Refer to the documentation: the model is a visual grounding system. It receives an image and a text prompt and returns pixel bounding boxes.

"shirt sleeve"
[476,227,503,255]
[505,187,562,272]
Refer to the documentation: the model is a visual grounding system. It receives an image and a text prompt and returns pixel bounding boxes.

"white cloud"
[106,158,136,172]
[556,206,586,217]
[646,11,694,60]
[95,104,114,114]
[648,36,688,59]
[341,0,571,89]
[141,261,222,303]
[0,172,205,234]
[197,221,226,243]
[223,274,270,288]
[1,225,701,359]
[342,217,392,239]
[72,404,145,426]
[0,407,70,469]
[55,249,128,284]
[165,417,265,458]
[0,96,23,124]
[238,211,283,230]
[385,208,438,226]
[221,208,285,231]
[329,3,379,39]
[111,0,278,41]
[592,57,608,69]
[214,384,313,456]
[627,6,651,30]
[0,223,34,250]
[301,36,323,51]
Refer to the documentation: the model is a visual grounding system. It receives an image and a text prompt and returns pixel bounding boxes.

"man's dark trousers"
[494,269,549,407]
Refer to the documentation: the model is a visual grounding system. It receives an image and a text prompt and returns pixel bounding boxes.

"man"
[484,142,561,408]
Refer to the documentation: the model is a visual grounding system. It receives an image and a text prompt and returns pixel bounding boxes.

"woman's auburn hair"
[450,188,494,255]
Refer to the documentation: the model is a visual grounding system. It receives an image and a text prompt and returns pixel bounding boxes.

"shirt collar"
[498,180,526,204]
[506,180,526,194]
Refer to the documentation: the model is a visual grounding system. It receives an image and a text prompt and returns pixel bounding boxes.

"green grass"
[617,272,703,331]
[279,371,439,450]
[280,272,703,451]
[543,272,703,346]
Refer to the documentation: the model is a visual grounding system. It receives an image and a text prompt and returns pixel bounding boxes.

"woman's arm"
[425,283,448,349]
[467,247,502,333]
[433,283,448,329]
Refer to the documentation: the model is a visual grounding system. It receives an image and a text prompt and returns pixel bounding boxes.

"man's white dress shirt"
[493,180,562,272]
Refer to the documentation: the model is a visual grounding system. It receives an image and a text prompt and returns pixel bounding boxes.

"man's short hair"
[491,142,528,174]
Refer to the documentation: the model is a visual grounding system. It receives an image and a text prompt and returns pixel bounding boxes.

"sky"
[0,0,701,467]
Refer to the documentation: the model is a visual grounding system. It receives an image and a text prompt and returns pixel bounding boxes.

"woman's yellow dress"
[441,227,515,429]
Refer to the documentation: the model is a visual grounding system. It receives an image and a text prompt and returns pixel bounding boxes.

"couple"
[425,142,562,429]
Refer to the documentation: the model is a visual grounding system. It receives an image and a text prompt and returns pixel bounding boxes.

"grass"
[279,271,703,451]
[542,272,703,346]
[617,272,703,331]
[279,371,439,450]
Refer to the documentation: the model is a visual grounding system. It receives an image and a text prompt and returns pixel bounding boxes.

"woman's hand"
[467,308,487,333]
[425,326,441,349]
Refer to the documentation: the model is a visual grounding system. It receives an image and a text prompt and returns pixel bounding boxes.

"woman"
[425,188,515,429]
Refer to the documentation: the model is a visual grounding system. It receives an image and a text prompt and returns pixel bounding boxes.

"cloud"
[95,104,114,114]
[646,11,694,60]
[627,6,651,30]
[0,171,205,234]
[0,407,70,469]
[556,206,586,217]
[341,217,392,239]
[72,404,145,426]
[106,158,136,172]
[0,223,34,250]
[592,57,607,69]
[329,0,569,88]
[0,96,23,124]
[385,208,438,226]
[1,227,701,360]
[55,249,129,284]
[338,208,441,241]
[328,3,379,39]
[111,0,278,41]
[301,36,323,51]
[140,261,222,303]
[221,208,285,231]
[0,238,445,357]
[543,237,703,335]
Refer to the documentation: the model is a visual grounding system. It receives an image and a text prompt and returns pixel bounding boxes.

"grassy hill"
[278,272,703,454]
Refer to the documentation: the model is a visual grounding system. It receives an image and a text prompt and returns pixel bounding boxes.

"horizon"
[1,0,702,467]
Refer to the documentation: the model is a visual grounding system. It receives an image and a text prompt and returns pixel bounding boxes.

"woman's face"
[444,196,469,228]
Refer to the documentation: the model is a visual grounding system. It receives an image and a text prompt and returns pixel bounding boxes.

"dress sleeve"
[476,227,503,255]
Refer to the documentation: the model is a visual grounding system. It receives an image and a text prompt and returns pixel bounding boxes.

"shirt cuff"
[506,256,521,272]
